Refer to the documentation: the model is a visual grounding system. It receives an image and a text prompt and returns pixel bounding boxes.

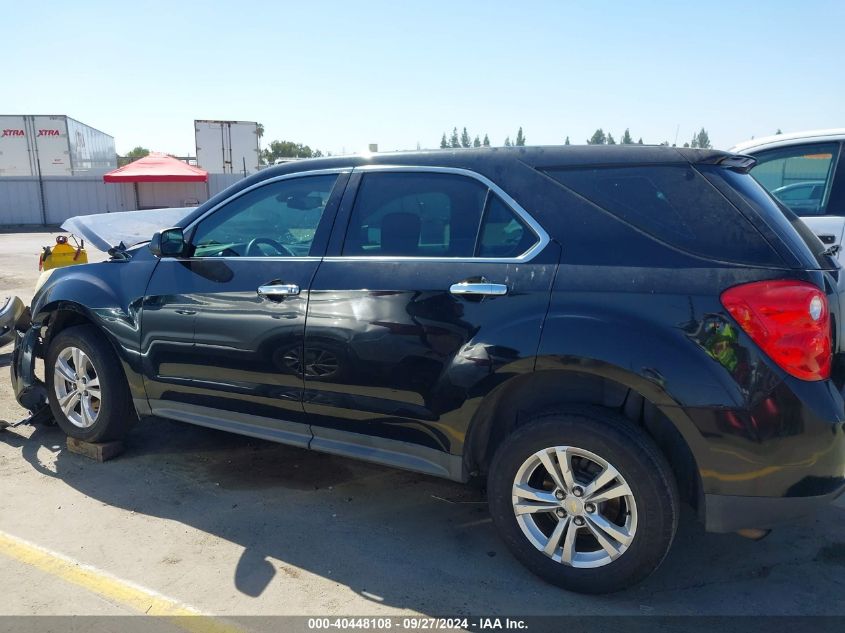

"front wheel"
[45,324,134,443]
[487,407,679,594]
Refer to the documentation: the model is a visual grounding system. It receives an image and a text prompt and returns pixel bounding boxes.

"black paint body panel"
[11,146,845,532]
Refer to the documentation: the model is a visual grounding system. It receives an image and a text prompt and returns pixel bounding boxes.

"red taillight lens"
[720,280,831,381]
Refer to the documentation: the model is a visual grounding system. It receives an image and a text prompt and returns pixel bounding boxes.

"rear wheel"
[45,325,133,443]
[487,407,679,593]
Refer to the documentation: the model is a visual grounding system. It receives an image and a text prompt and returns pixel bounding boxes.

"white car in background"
[731,129,845,260]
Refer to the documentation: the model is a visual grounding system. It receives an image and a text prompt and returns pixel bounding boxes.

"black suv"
[8,146,845,594]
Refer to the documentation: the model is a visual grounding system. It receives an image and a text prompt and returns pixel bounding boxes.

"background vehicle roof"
[731,129,845,154]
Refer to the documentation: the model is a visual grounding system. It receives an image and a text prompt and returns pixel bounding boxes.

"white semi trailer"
[194,120,260,175]
[0,115,116,177]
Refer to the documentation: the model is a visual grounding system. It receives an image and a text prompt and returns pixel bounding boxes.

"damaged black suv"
[5,146,845,594]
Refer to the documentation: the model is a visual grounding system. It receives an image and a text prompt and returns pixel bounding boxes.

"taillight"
[720,280,831,381]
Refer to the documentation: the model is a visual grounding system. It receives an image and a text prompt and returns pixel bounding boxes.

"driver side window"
[192,174,338,257]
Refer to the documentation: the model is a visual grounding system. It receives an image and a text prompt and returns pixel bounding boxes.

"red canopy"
[104,153,208,183]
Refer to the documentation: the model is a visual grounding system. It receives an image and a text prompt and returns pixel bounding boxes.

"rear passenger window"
[342,172,487,257]
[543,165,780,266]
[749,143,839,216]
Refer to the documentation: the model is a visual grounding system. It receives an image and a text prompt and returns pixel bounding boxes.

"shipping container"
[195,120,260,175]
[0,115,116,177]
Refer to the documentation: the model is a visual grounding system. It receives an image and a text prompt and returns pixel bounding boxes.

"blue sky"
[4,0,843,155]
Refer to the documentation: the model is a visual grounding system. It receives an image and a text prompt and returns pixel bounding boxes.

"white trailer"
[0,115,116,177]
[195,120,260,175]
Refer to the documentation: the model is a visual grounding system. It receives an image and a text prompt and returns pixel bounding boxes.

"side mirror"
[149,227,187,258]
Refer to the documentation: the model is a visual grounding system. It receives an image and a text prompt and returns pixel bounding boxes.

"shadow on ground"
[3,417,845,616]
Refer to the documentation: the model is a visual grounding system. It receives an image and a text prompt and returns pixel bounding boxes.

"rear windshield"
[701,166,836,271]
[542,165,783,266]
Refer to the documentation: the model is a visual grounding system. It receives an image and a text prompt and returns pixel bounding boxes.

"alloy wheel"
[53,346,102,428]
[512,445,638,568]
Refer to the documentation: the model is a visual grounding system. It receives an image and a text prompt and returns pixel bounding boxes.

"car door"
[749,141,844,259]
[141,169,349,444]
[302,166,557,479]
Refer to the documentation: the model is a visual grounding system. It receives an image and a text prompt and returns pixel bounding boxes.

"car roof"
[253,145,735,181]
[730,128,845,154]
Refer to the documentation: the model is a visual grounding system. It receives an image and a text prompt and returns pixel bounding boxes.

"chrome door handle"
[257,283,300,299]
[449,282,508,296]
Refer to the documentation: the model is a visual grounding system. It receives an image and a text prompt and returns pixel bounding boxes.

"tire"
[45,324,134,443]
[487,406,679,594]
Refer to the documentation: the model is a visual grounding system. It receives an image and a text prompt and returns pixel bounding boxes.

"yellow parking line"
[0,529,243,633]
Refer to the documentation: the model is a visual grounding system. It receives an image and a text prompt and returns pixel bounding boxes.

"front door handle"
[819,234,837,245]
[257,282,300,299]
[449,281,508,296]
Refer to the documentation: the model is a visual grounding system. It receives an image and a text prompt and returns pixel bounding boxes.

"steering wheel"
[245,238,295,257]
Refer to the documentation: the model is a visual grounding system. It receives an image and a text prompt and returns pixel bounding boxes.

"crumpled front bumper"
[7,303,48,413]
[0,296,25,348]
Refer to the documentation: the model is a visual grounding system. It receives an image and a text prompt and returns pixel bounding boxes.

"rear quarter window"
[702,166,835,271]
[542,165,784,266]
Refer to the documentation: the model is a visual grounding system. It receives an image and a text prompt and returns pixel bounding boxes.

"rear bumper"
[705,483,845,533]
[683,372,845,533]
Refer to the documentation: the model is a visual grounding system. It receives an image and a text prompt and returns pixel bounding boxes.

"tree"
[587,129,606,145]
[440,133,448,149]
[126,146,150,160]
[460,127,471,148]
[256,123,264,139]
[515,127,526,146]
[776,128,783,135]
[473,135,481,148]
[504,136,512,147]
[261,140,320,163]
[564,136,570,145]
[607,134,616,145]
[683,142,690,148]
[482,134,490,147]
[690,127,711,149]
[620,128,634,144]
[450,127,460,148]
[119,146,151,166]
[637,138,643,144]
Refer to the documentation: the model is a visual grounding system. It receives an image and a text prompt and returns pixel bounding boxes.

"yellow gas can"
[39,235,88,271]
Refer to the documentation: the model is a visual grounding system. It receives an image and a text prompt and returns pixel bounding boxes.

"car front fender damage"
[9,307,49,417]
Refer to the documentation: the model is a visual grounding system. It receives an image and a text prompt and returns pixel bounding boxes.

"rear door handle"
[449,281,508,296]
[819,234,837,245]
[257,283,300,299]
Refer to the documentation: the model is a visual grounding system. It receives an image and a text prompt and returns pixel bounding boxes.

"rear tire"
[487,406,679,594]
[45,324,134,443]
